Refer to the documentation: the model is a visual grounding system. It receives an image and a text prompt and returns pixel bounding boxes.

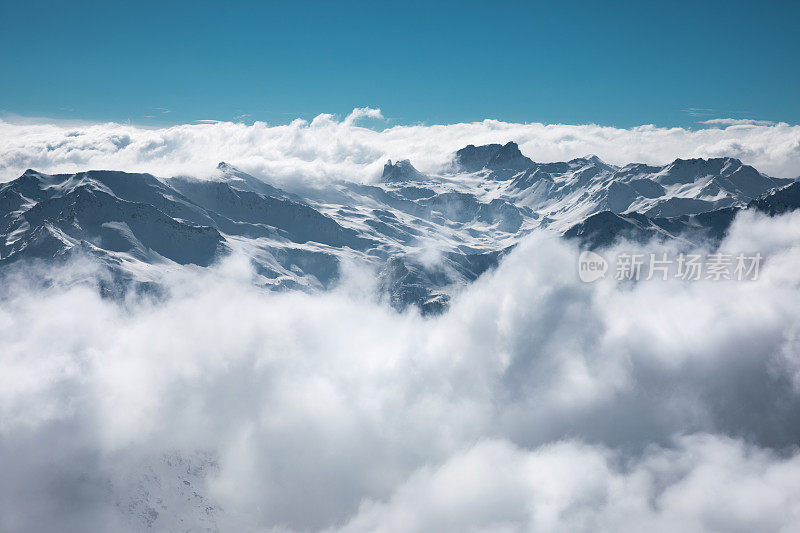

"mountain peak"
[570,154,607,166]
[382,159,424,182]
[490,142,524,165]
[454,141,534,174]
[216,162,250,178]
[656,156,762,188]
[668,156,742,167]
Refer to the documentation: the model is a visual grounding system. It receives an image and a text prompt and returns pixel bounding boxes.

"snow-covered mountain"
[1,142,796,312]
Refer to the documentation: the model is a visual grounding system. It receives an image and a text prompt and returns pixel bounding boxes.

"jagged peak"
[570,154,607,165]
[384,158,415,168]
[668,156,743,167]
[454,141,534,173]
[494,141,523,158]
[382,159,423,182]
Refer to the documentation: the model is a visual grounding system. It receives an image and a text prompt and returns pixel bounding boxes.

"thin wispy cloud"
[702,117,777,126]
[682,107,715,117]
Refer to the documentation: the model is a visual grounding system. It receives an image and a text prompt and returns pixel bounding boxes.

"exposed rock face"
[381,159,425,182]
[455,141,536,177]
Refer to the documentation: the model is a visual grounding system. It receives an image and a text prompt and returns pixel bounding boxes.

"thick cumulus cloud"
[335,436,800,533]
[2,209,800,531]
[1,110,800,188]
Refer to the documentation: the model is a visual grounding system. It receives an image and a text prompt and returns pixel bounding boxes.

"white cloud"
[2,208,800,531]
[334,436,800,533]
[682,108,715,117]
[1,109,799,192]
[702,118,777,127]
[342,106,386,126]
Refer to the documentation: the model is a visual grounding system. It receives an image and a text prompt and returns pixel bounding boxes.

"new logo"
[578,250,608,282]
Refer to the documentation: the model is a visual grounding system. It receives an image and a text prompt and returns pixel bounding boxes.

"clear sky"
[1,0,798,128]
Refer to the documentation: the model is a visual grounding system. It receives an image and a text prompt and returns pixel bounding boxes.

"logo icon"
[578,250,607,282]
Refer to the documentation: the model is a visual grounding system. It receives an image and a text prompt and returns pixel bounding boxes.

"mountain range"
[1,142,797,313]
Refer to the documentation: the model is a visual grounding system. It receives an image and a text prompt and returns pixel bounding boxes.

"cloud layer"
[2,208,800,531]
[2,110,799,189]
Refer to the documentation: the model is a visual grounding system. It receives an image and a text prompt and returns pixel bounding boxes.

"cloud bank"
[2,208,800,531]
[1,109,799,190]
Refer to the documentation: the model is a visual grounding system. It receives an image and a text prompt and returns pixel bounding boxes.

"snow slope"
[0,143,796,311]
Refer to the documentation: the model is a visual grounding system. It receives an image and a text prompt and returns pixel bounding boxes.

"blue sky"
[1,0,798,128]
